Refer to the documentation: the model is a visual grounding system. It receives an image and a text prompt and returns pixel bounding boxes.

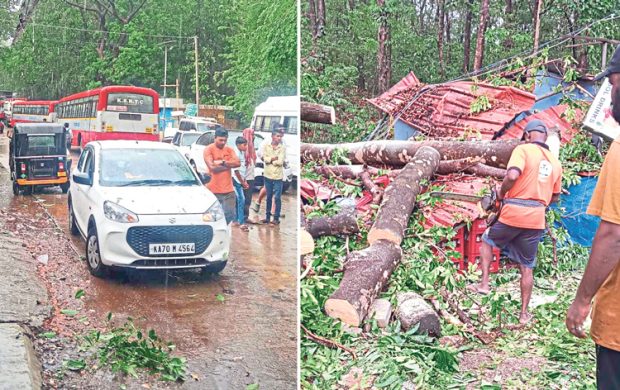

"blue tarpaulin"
[556,177,600,247]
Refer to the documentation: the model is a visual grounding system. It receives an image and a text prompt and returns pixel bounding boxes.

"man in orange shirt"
[471,119,562,324]
[567,45,620,389]
[203,128,240,225]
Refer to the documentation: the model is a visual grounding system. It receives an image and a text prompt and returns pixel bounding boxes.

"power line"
[30,21,195,40]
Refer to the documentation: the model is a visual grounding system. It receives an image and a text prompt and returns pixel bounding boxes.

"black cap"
[521,119,548,140]
[594,44,620,81]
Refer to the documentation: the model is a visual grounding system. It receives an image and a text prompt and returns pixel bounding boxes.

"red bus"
[1,98,28,126]
[9,100,57,127]
[56,86,160,148]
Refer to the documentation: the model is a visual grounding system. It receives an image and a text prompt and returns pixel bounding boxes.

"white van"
[250,96,299,184]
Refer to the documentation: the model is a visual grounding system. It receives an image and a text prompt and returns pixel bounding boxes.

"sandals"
[240,225,250,232]
[270,220,281,226]
[251,202,260,213]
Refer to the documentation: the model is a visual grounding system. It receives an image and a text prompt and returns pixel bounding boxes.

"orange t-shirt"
[587,138,620,351]
[203,144,237,194]
[498,143,562,229]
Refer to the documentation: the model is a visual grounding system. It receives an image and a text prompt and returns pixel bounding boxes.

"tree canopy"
[0,0,297,121]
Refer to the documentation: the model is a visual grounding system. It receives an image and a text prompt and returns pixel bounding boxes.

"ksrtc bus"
[56,86,160,148]
[1,99,28,126]
[10,100,57,127]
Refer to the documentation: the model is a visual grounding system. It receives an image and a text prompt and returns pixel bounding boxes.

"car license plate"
[148,243,195,255]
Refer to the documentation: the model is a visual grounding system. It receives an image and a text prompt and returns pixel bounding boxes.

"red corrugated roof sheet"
[498,104,583,143]
[368,75,536,140]
[421,175,496,229]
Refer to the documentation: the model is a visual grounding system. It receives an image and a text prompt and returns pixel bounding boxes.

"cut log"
[316,160,505,180]
[305,209,359,238]
[301,101,336,124]
[300,229,315,255]
[301,139,520,168]
[325,240,402,326]
[315,165,394,179]
[396,292,441,337]
[368,146,441,245]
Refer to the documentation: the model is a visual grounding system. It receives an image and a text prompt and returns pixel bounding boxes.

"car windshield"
[196,123,218,132]
[99,148,199,187]
[181,133,201,146]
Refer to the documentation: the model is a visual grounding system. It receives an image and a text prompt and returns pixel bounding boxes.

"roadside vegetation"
[0,0,296,119]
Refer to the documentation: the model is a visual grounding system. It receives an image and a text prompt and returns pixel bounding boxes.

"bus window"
[107,93,154,114]
[283,116,298,135]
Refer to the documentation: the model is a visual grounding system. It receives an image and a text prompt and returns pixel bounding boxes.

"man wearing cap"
[470,119,562,324]
[567,44,620,389]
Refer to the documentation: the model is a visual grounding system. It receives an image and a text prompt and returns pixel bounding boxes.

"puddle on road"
[0,137,298,388]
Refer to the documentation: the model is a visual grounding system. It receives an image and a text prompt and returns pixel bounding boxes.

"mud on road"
[0,137,298,389]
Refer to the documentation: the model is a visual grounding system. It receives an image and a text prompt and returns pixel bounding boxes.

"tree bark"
[317,0,326,38]
[359,171,383,204]
[532,0,542,52]
[305,210,360,238]
[368,146,441,245]
[463,0,474,72]
[376,0,391,93]
[445,10,452,65]
[325,240,402,326]
[505,0,512,14]
[473,0,490,71]
[315,161,506,180]
[301,139,521,168]
[308,0,318,44]
[437,0,446,79]
[301,101,336,124]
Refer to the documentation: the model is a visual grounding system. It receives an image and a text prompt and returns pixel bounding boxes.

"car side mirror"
[198,172,211,185]
[73,172,93,186]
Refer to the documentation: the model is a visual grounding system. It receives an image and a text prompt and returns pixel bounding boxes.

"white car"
[68,140,230,277]
[186,131,215,174]
[171,130,203,157]
[187,131,293,192]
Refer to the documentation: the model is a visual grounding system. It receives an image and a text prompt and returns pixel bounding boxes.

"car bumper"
[96,214,230,269]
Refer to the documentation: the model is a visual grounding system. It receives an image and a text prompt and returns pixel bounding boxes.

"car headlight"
[103,201,139,223]
[203,201,224,222]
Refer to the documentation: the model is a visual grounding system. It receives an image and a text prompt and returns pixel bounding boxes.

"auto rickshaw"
[9,123,70,195]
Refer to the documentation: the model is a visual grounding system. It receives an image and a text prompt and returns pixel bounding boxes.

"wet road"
[0,137,298,389]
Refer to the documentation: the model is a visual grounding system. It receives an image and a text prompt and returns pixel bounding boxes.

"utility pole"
[163,46,168,131]
[194,36,199,105]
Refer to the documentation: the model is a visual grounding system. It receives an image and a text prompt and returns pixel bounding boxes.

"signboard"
[185,103,198,117]
[583,78,620,141]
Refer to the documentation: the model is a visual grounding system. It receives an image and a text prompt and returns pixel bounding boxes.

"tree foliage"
[302,0,620,99]
[0,0,296,120]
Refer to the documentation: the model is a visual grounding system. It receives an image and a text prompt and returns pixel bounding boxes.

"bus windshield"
[107,93,154,114]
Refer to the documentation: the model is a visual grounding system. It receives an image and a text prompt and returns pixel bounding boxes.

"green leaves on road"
[60,309,78,317]
[75,289,85,299]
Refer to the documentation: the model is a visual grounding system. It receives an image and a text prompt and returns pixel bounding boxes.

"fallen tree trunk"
[325,240,402,326]
[305,209,359,238]
[368,146,441,245]
[315,159,505,180]
[301,139,520,168]
[301,101,336,124]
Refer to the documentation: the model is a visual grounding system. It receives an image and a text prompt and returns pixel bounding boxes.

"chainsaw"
[429,188,502,226]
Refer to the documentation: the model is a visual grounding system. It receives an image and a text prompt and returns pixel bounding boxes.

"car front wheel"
[86,224,109,278]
